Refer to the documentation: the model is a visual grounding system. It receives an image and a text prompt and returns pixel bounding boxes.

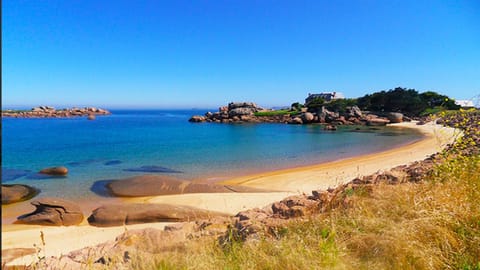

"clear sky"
[3,0,480,109]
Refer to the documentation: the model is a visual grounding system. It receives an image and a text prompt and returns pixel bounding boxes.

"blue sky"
[3,0,479,108]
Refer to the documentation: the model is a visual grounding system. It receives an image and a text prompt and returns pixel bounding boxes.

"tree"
[290,102,304,111]
[356,87,459,116]
[305,97,325,111]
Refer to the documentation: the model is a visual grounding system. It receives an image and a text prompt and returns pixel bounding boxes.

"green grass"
[254,109,297,117]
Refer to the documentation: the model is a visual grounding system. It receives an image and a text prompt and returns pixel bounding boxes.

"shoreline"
[219,121,458,192]
[1,121,459,266]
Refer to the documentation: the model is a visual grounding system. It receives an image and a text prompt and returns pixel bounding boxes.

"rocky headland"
[2,106,110,118]
[189,101,407,127]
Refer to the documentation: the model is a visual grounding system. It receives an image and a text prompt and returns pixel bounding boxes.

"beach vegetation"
[254,109,299,117]
[323,98,358,114]
[356,87,460,116]
[291,102,304,111]
[304,96,325,110]
[306,97,357,113]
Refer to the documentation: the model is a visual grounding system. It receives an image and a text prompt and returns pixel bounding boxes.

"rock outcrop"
[39,166,68,176]
[1,184,40,204]
[17,197,84,226]
[189,102,267,123]
[188,115,207,122]
[88,203,229,227]
[105,175,268,197]
[189,103,395,127]
[2,106,111,118]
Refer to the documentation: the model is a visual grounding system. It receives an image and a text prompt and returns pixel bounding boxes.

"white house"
[305,92,345,104]
[455,100,474,108]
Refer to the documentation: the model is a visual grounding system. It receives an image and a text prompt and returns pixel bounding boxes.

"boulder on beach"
[387,112,403,123]
[88,203,229,227]
[105,175,267,197]
[1,184,40,205]
[17,197,84,226]
[39,166,68,176]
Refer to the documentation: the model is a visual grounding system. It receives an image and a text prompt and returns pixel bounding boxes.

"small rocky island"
[189,101,405,127]
[2,106,111,118]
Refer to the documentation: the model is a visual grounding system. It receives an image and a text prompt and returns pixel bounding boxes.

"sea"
[2,109,423,200]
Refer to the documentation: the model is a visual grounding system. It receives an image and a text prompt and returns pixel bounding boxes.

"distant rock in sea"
[39,166,69,176]
[104,160,122,166]
[1,106,111,118]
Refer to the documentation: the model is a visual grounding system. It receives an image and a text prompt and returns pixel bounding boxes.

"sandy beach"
[1,121,459,266]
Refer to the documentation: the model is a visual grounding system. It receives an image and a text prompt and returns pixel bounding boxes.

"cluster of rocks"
[4,173,267,227]
[189,102,405,127]
[284,108,404,127]
[2,106,110,119]
[2,166,69,205]
[189,102,269,123]
[9,195,230,228]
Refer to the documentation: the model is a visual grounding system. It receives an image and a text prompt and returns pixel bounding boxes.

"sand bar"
[1,121,459,266]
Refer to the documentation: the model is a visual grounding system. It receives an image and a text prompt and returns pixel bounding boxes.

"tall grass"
[134,152,478,270]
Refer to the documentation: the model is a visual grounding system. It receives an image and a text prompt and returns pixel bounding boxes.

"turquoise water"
[2,110,423,199]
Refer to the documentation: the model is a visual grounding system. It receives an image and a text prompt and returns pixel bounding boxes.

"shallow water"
[2,109,423,200]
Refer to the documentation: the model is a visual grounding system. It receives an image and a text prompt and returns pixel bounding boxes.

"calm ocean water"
[2,109,423,199]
